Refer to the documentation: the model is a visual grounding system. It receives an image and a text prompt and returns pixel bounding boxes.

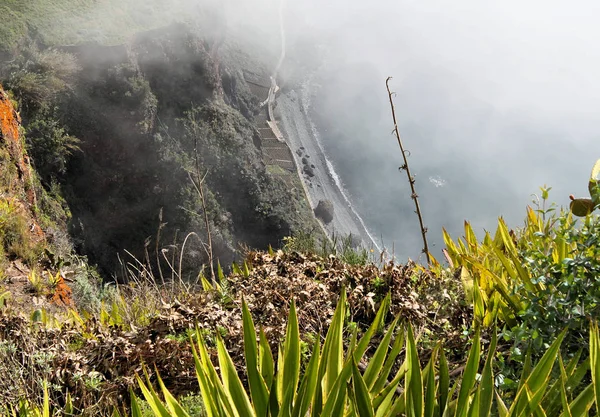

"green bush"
[25,109,80,184]
[509,211,600,355]
[4,46,80,113]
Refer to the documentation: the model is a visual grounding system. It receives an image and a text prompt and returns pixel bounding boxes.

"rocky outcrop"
[0,87,35,204]
[0,85,75,309]
[0,85,44,242]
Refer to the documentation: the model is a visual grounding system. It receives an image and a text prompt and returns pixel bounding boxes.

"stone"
[314,199,334,224]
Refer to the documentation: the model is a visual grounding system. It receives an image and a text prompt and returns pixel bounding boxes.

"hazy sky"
[53,0,600,259]
[271,0,600,259]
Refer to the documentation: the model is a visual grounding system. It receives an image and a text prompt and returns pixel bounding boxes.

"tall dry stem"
[155,208,166,286]
[386,77,430,263]
[192,136,216,283]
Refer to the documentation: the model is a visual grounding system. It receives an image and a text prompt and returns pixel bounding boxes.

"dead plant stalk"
[192,137,216,283]
[386,77,430,263]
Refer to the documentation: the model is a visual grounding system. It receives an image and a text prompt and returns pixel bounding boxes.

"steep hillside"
[0,84,78,311]
[0,0,222,58]
[0,85,44,266]
[1,23,321,278]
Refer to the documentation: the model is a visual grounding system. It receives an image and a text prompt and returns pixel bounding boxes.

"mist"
[13,0,600,262]
[274,0,600,260]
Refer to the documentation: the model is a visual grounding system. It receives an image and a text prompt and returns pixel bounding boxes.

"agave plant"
[569,158,600,216]
[135,290,408,417]
[443,217,537,328]
[133,287,600,417]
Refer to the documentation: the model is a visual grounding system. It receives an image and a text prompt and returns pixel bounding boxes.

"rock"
[314,200,334,224]
[303,164,315,177]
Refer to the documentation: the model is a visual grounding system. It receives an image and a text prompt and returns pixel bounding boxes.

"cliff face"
[1,24,319,279]
[1,87,33,203]
[0,86,45,254]
[0,85,77,309]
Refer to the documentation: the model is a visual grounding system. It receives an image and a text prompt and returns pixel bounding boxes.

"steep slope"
[0,85,44,266]
[1,24,321,279]
[0,0,222,58]
[0,84,76,310]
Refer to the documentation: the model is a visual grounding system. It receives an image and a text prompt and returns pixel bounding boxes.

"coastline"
[274,79,381,251]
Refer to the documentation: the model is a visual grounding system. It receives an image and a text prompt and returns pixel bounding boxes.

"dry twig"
[386,77,430,263]
[191,135,216,283]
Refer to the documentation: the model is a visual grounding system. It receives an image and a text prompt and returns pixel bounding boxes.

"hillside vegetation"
[2,1,600,416]
[1,19,321,277]
[0,0,219,57]
[0,193,600,415]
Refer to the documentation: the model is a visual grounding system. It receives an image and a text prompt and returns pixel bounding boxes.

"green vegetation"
[283,231,371,266]
[2,3,600,415]
[444,181,600,359]
[0,198,44,265]
[1,24,321,276]
[3,181,600,415]
[3,157,598,416]
[266,164,288,176]
[135,293,600,417]
[0,0,212,55]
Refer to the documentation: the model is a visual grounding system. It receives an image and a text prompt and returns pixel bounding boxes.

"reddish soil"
[0,85,72,312]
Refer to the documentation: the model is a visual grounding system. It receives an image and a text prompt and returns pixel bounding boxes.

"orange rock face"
[0,85,43,238]
[0,85,73,309]
[51,276,74,308]
[0,87,20,144]
[0,86,30,184]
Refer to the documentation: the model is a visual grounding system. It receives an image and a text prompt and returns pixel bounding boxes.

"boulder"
[314,199,334,224]
[303,164,315,177]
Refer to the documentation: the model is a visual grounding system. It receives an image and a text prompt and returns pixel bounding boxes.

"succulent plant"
[570,159,600,216]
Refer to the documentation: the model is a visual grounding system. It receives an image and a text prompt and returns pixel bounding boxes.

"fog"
[272,0,600,260]
[24,0,600,261]
[145,0,600,260]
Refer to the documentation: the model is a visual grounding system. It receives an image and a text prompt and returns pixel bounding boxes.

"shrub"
[24,109,80,184]
[70,266,104,313]
[511,211,600,354]
[134,289,600,417]
[3,45,80,113]
[0,198,42,265]
[445,184,600,360]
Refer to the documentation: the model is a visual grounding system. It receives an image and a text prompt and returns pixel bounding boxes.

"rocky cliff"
[0,84,77,309]
[0,86,45,264]
[1,24,320,280]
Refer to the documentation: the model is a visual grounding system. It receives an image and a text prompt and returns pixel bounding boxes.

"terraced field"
[244,71,300,189]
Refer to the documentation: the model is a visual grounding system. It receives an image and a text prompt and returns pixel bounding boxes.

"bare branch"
[187,169,216,284]
[386,77,431,264]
